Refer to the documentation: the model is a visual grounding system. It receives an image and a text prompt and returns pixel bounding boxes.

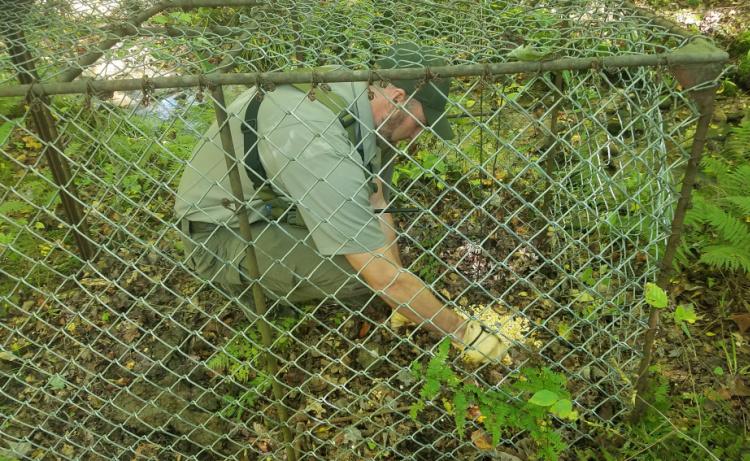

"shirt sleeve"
[260,117,385,256]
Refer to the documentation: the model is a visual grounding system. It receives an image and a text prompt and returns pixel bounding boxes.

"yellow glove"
[389,310,416,329]
[455,320,510,364]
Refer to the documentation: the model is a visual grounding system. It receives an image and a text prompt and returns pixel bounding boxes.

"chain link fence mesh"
[0,1,724,460]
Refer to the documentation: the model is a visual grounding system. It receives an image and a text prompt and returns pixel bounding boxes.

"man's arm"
[344,248,466,338]
[369,178,402,266]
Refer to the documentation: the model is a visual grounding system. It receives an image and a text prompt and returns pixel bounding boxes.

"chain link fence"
[0,1,727,460]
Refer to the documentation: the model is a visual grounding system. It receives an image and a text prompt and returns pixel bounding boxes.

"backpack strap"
[290,82,365,161]
[242,83,366,190]
[241,93,267,189]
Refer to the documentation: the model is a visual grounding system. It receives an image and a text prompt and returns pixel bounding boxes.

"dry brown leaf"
[61,444,75,458]
[121,321,141,343]
[133,443,159,460]
[717,377,750,400]
[729,313,750,335]
[730,377,750,397]
[357,322,371,338]
[257,440,271,453]
[467,405,486,423]
[471,429,494,450]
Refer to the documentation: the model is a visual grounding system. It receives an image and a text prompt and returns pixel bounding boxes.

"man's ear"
[389,86,407,104]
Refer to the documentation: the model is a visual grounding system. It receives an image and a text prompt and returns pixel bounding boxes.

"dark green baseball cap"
[376,42,454,141]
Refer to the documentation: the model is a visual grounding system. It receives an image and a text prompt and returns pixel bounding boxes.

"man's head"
[370,42,453,145]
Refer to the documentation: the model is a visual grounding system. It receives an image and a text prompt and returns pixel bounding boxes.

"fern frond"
[206,352,230,373]
[700,155,730,179]
[701,200,750,248]
[699,245,750,273]
[726,119,750,158]
[723,196,750,216]
[684,194,711,227]
[720,164,750,195]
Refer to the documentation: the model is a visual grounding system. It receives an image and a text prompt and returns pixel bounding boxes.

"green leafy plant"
[672,303,700,337]
[410,339,576,461]
[586,365,750,461]
[207,317,296,420]
[677,119,750,273]
[644,282,669,309]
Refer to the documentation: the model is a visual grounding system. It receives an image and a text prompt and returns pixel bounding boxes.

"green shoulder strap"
[290,82,361,151]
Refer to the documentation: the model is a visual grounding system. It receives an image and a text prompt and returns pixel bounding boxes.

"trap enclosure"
[0,0,728,460]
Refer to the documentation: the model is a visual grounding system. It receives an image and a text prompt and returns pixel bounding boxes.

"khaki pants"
[181,220,372,304]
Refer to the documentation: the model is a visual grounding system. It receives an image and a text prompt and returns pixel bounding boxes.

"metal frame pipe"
[0,51,728,98]
[630,83,719,422]
[209,85,297,461]
[1,5,94,260]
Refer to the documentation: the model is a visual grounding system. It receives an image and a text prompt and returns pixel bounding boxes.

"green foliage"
[587,366,750,461]
[393,149,449,189]
[410,339,575,460]
[644,282,669,309]
[207,317,296,421]
[737,51,750,88]
[672,303,699,336]
[679,120,750,273]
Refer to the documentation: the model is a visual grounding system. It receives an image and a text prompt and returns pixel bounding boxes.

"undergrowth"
[410,339,577,461]
[206,316,296,421]
[678,117,750,273]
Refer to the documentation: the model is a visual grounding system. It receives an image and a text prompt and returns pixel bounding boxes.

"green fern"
[723,194,750,212]
[726,119,750,158]
[681,120,750,274]
[700,245,750,273]
[692,197,750,248]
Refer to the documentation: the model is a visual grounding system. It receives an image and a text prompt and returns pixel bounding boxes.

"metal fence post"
[631,44,726,421]
[1,4,94,260]
[208,84,298,461]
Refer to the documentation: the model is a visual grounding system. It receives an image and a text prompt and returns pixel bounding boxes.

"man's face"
[374,87,426,145]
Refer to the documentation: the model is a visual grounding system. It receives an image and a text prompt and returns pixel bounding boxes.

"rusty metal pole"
[630,39,727,422]
[209,85,297,461]
[1,3,95,260]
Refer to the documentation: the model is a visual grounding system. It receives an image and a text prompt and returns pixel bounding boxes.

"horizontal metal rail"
[0,51,728,98]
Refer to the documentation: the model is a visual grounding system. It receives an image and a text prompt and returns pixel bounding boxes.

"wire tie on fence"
[254,73,266,101]
[25,81,46,111]
[196,74,208,103]
[654,58,666,85]
[221,197,237,212]
[366,70,378,100]
[597,57,606,73]
[24,81,36,107]
[262,78,276,93]
[415,66,434,92]
[141,76,154,107]
[481,63,493,87]
[83,78,98,110]
[319,77,331,92]
[307,69,321,101]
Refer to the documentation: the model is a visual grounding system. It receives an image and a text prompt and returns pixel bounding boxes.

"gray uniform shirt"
[174,81,387,256]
